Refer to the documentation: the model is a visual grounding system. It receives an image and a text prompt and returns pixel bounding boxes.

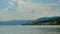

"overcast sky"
[0,0,60,21]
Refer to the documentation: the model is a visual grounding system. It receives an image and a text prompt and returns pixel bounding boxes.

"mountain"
[23,16,60,25]
[0,20,34,25]
[0,16,60,25]
[32,16,59,22]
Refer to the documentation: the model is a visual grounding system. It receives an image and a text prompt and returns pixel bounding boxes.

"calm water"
[0,25,60,34]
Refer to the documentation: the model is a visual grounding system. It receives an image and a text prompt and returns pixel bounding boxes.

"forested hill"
[23,16,60,25]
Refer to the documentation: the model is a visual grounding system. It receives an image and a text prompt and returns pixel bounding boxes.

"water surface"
[0,25,60,34]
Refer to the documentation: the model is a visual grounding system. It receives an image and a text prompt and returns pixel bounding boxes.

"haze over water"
[0,25,60,34]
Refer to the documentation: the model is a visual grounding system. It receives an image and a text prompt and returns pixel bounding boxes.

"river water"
[0,25,60,34]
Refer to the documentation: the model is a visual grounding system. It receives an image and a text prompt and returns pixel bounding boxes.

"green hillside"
[23,16,60,25]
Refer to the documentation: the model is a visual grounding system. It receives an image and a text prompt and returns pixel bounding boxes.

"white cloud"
[16,0,60,20]
[0,0,60,21]
[0,0,17,21]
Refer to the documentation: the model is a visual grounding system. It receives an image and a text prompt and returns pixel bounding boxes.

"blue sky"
[0,0,60,21]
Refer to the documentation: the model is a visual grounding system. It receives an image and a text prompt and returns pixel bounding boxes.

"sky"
[0,0,60,21]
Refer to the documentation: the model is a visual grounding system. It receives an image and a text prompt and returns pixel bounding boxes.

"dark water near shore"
[0,25,60,34]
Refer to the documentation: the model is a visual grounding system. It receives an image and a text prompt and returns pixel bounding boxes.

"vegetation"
[23,16,60,25]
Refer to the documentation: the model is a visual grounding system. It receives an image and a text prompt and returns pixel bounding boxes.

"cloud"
[0,0,60,21]
[16,0,60,20]
[0,0,17,21]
